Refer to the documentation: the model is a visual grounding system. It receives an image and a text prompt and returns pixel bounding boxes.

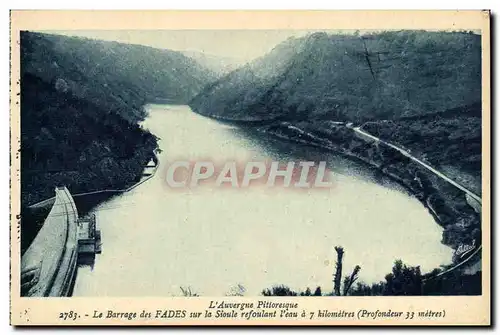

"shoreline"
[189,108,481,275]
[249,123,481,267]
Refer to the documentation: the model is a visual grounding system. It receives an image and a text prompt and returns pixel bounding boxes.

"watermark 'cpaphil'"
[164,160,334,189]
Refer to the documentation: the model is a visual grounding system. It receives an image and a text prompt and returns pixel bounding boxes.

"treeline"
[261,247,481,296]
[263,267,481,296]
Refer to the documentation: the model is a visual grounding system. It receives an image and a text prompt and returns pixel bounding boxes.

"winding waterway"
[73,104,453,296]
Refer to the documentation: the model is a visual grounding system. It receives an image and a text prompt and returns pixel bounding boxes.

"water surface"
[73,104,452,296]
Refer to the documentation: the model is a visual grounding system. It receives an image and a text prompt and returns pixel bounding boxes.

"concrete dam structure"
[21,186,101,297]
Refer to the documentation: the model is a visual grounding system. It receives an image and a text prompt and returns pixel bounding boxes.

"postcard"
[10,10,490,326]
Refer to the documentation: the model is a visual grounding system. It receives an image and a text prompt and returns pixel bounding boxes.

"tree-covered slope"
[21,72,158,206]
[190,31,481,122]
[22,31,217,122]
[20,31,217,207]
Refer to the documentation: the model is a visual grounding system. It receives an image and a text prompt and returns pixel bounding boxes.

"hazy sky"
[41,29,352,63]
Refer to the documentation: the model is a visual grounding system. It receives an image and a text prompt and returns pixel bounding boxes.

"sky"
[41,29,354,63]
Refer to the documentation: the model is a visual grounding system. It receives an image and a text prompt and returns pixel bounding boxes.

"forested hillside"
[20,31,217,207]
[190,30,482,189]
[190,30,481,122]
[362,103,482,193]
[22,31,216,122]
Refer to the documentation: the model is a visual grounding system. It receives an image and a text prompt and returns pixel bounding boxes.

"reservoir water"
[73,104,453,296]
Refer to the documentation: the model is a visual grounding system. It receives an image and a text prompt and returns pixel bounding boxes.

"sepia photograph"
[10,10,490,325]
